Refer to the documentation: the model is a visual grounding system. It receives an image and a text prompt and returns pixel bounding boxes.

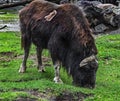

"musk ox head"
[72,55,98,88]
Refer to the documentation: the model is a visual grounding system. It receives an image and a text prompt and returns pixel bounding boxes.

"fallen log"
[0,0,32,9]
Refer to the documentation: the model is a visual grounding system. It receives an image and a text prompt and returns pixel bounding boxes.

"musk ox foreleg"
[48,37,63,83]
[53,61,63,84]
[36,47,45,72]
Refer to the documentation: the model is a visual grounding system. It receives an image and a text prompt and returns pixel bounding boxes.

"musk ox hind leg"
[53,61,63,84]
[36,47,45,72]
[19,41,31,73]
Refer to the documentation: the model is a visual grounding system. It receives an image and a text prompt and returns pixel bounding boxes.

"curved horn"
[80,55,97,67]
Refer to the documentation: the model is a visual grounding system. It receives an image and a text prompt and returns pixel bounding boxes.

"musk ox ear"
[45,10,57,21]
[80,55,97,67]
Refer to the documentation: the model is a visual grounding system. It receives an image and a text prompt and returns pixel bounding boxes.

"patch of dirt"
[30,55,52,67]
[13,89,51,101]
[0,78,39,82]
[0,52,52,66]
[16,55,52,67]
[15,97,37,101]
[0,52,15,62]
[14,89,93,101]
[0,52,14,56]
[53,91,92,101]
[28,89,51,100]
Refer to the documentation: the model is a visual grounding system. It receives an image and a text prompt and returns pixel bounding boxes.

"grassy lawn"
[0,31,120,101]
[0,13,18,21]
[0,10,120,101]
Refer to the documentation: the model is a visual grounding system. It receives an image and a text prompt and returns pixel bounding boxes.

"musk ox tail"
[20,21,31,50]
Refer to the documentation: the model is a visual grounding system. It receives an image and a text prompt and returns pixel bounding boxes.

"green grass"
[0,32,120,100]
[0,13,18,21]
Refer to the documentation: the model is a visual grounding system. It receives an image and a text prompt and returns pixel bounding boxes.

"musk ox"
[19,0,98,88]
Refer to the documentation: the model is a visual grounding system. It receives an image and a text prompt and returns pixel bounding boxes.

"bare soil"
[54,91,92,101]
[0,51,52,67]
[14,89,93,101]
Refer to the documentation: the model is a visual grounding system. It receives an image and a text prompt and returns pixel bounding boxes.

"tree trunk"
[0,0,32,9]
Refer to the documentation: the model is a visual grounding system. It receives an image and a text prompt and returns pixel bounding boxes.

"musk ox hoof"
[38,66,45,72]
[38,69,46,72]
[53,77,63,84]
[19,65,26,73]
